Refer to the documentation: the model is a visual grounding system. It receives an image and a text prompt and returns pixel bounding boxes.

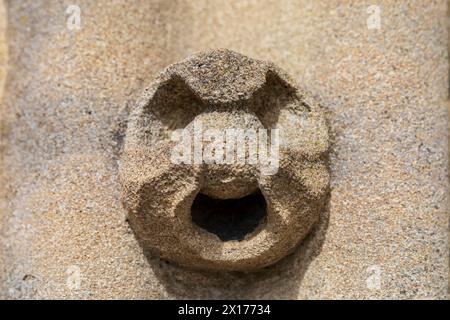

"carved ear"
[141,74,205,140]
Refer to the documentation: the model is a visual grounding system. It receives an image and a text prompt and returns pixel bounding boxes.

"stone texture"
[0,0,448,299]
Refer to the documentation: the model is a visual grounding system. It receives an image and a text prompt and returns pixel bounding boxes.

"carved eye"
[141,75,204,141]
[251,70,306,129]
[250,70,328,158]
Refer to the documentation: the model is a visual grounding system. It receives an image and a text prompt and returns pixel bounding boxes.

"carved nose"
[185,111,263,199]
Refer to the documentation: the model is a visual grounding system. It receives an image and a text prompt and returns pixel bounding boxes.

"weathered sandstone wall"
[0,1,448,299]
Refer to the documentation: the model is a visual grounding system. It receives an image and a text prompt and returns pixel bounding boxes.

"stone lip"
[120,49,330,271]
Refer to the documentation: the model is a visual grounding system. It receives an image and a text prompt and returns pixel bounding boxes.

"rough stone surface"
[0,1,448,299]
[120,49,330,271]
[0,0,7,296]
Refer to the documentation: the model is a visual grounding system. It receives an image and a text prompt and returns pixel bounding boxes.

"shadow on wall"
[139,195,330,299]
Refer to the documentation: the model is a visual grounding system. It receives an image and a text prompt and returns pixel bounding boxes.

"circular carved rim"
[120,49,330,271]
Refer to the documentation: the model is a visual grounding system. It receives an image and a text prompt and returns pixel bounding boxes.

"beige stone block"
[0,1,447,299]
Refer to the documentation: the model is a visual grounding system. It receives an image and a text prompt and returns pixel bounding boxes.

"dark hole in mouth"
[191,190,267,241]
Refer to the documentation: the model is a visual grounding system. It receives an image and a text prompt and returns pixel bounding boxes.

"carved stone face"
[119,49,330,271]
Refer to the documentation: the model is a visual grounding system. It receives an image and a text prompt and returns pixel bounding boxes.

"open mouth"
[191,189,267,241]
